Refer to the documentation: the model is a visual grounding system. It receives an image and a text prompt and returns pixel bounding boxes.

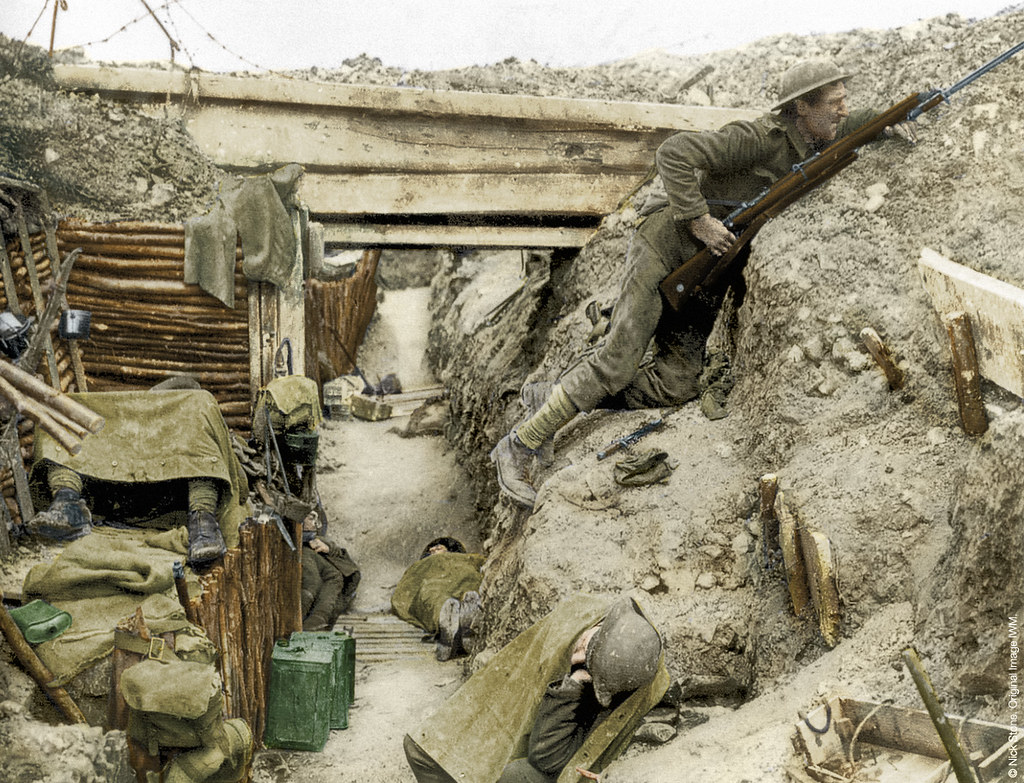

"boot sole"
[489,443,536,509]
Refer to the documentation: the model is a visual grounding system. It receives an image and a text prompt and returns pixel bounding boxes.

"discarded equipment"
[788,696,1014,782]
[8,599,72,645]
[597,418,663,460]
[57,309,91,340]
[293,628,356,730]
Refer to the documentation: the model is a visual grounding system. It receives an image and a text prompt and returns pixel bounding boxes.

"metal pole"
[902,647,978,783]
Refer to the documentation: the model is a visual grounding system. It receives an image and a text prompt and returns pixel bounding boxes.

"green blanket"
[391,552,485,634]
[30,389,250,547]
[22,527,198,687]
[410,594,670,783]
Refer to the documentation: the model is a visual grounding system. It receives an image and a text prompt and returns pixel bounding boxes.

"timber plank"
[51,64,760,237]
[840,698,1010,763]
[918,247,1024,397]
[52,64,759,130]
[798,527,841,648]
[184,104,671,173]
[301,172,643,216]
[322,223,596,249]
[777,494,810,618]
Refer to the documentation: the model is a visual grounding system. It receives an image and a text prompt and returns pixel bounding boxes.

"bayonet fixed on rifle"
[659,39,1024,311]
[597,418,663,460]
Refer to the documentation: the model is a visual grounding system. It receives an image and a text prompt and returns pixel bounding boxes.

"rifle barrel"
[942,39,1024,101]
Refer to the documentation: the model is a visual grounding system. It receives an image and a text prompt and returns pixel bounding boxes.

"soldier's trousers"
[404,736,556,783]
[559,207,729,413]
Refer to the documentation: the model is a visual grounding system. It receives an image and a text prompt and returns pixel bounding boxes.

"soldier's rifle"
[596,417,663,460]
[659,40,1024,311]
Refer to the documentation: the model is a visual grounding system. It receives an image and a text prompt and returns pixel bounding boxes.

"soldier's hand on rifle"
[689,213,736,257]
[884,121,918,144]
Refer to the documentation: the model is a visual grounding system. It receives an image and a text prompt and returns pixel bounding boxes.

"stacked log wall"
[55,220,252,431]
[304,249,380,396]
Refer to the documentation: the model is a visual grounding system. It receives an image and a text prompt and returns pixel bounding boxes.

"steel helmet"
[772,59,853,111]
[586,596,662,707]
[0,311,32,359]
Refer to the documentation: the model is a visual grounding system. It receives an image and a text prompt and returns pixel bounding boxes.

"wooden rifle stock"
[659,91,937,310]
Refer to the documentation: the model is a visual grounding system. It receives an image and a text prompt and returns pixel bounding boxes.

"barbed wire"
[157,0,197,68]
[39,0,301,79]
[4,0,54,76]
[55,0,177,51]
[166,0,299,78]
[21,0,54,43]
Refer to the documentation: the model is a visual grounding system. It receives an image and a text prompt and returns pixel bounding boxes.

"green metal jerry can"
[264,638,335,751]
[292,629,355,730]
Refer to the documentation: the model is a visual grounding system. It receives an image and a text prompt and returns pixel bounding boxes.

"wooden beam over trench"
[52,64,760,248]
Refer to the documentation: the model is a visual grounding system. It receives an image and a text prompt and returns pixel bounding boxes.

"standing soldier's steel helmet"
[772,59,854,111]
[586,596,662,707]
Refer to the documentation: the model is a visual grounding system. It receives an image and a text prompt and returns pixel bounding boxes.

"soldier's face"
[571,624,601,666]
[797,82,849,143]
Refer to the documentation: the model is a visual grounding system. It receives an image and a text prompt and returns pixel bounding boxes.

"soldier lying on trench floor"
[391,536,485,661]
[404,594,668,783]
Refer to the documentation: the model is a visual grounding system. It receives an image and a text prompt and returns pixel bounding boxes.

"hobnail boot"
[186,509,226,570]
[436,597,460,661]
[458,591,482,655]
[489,432,537,509]
[28,488,92,541]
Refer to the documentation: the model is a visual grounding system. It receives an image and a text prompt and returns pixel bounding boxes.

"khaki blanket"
[30,389,250,547]
[184,164,301,308]
[410,594,670,783]
[390,552,485,634]
[22,527,198,686]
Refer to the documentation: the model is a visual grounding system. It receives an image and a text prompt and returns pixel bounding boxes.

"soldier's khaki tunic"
[559,108,877,413]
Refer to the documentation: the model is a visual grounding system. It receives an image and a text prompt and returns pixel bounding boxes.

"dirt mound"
[1,36,225,224]
[427,8,1024,780]
[0,7,1022,782]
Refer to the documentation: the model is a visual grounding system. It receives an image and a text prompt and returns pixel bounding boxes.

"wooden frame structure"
[52,64,760,250]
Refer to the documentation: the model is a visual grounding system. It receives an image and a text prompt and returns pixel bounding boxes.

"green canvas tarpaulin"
[391,552,485,634]
[410,594,669,783]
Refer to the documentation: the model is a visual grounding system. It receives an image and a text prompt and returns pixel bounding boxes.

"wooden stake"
[860,327,905,390]
[798,527,841,648]
[0,375,81,455]
[0,589,88,724]
[902,647,979,783]
[777,493,810,618]
[0,358,104,433]
[945,311,988,435]
[14,208,60,387]
[759,473,780,568]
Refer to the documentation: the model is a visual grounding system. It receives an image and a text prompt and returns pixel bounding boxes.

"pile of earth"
[423,8,1024,781]
[0,5,1022,781]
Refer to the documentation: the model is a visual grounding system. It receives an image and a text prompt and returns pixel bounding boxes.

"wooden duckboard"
[918,247,1024,397]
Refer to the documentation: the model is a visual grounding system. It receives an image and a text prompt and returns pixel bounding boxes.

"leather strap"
[113,630,181,663]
